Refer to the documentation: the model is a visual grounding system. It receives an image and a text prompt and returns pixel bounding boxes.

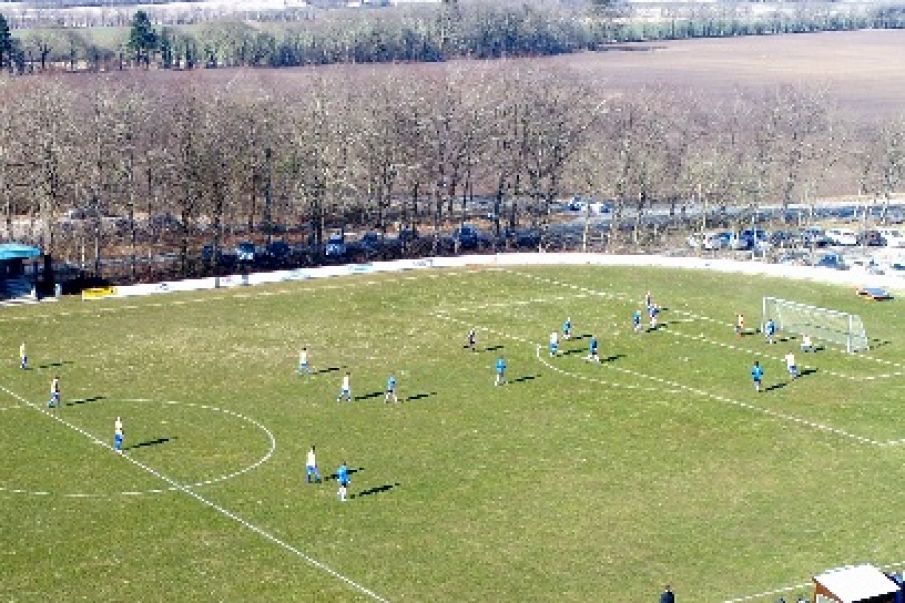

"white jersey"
[299,349,308,364]
[550,332,559,345]
[19,344,26,359]
[785,353,796,369]
[342,375,350,390]
[802,335,812,348]
[306,449,316,467]
[114,418,123,436]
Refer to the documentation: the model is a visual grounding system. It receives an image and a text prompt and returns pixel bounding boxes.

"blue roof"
[0,243,42,261]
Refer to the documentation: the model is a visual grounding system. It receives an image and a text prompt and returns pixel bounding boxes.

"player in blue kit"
[336,461,350,502]
[764,319,776,345]
[751,360,764,392]
[562,317,572,340]
[586,335,600,363]
[495,356,507,386]
[632,310,642,332]
[385,373,398,403]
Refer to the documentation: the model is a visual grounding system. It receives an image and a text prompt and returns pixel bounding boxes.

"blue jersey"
[496,358,506,373]
[766,321,775,335]
[632,311,641,325]
[563,320,571,333]
[751,365,764,381]
[590,338,598,353]
[387,376,397,391]
[337,464,349,485]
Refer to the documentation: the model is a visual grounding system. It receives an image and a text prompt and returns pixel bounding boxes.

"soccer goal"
[762,297,869,353]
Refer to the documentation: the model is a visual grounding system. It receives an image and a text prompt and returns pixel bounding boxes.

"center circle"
[0,398,276,498]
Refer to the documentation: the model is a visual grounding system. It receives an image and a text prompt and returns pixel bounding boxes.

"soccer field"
[1,265,903,602]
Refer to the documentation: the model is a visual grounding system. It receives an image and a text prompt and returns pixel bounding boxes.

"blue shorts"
[114,434,123,449]
[306,465,317,476]
[549,344,558,353]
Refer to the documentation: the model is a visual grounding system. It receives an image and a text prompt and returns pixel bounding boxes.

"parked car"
[235,241,256,263]
[263,241,293,267]
[769,230,798,248]
[858,230,887,247]
[825,228,859,246]
[688,231,730,250]
[877,228,905,248]
[800,227,831,248]
[453,224,480,250]
[324,234,347,258]
[815,252,847,270]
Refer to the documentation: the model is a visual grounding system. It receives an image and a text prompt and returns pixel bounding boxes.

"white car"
[878,228,905,248]
[826,228,859,246]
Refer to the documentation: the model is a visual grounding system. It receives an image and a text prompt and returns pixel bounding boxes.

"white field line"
[723,558,905,603]
[533,344,682,394]
[506,270,905,373]
[0,384,390,603]
[434,313,884,447]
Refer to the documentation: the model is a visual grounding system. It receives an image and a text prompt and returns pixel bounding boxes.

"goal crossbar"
[762,296,869,354]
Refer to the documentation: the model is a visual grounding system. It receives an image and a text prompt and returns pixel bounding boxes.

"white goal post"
[762,296,869,354]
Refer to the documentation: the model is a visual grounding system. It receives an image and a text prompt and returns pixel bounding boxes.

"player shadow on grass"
[602,353,625,363]
[355,391,384,401]
[799,367,818,377]
[350,482,400,499]
[484,344,504,352]
[561,348,591,357]
[764,382,789,392]
[313,366,342,376]
[124,436,174,451]
[327,467,364,481]
[66,395,106,406]
[512,373,541,384]
[37,360,72,369]
[405,392,437,402]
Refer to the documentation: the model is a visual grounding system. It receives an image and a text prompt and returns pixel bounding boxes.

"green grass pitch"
[1,265,903,602]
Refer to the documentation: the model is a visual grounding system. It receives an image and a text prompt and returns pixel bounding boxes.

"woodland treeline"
[0,67,903,281]
[2,1,905,73]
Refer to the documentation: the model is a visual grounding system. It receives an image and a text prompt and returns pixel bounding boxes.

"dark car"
[859,230,887,247]
[201,244,237,270]
[350,231,393,259]
[453,224,480,250]
[263,241,293,267]
[324,234,347,258]
[500,227,541,249]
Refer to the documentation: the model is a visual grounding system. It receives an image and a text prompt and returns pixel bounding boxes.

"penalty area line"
[0,383,390,603]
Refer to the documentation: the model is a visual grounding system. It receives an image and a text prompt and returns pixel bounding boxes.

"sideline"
[0,383,390,603]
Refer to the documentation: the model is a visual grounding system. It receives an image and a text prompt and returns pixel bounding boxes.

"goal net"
[762,297,869,353]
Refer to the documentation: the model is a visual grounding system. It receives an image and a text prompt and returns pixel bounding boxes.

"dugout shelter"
[0,243,42,301]
[813,565,901,603]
